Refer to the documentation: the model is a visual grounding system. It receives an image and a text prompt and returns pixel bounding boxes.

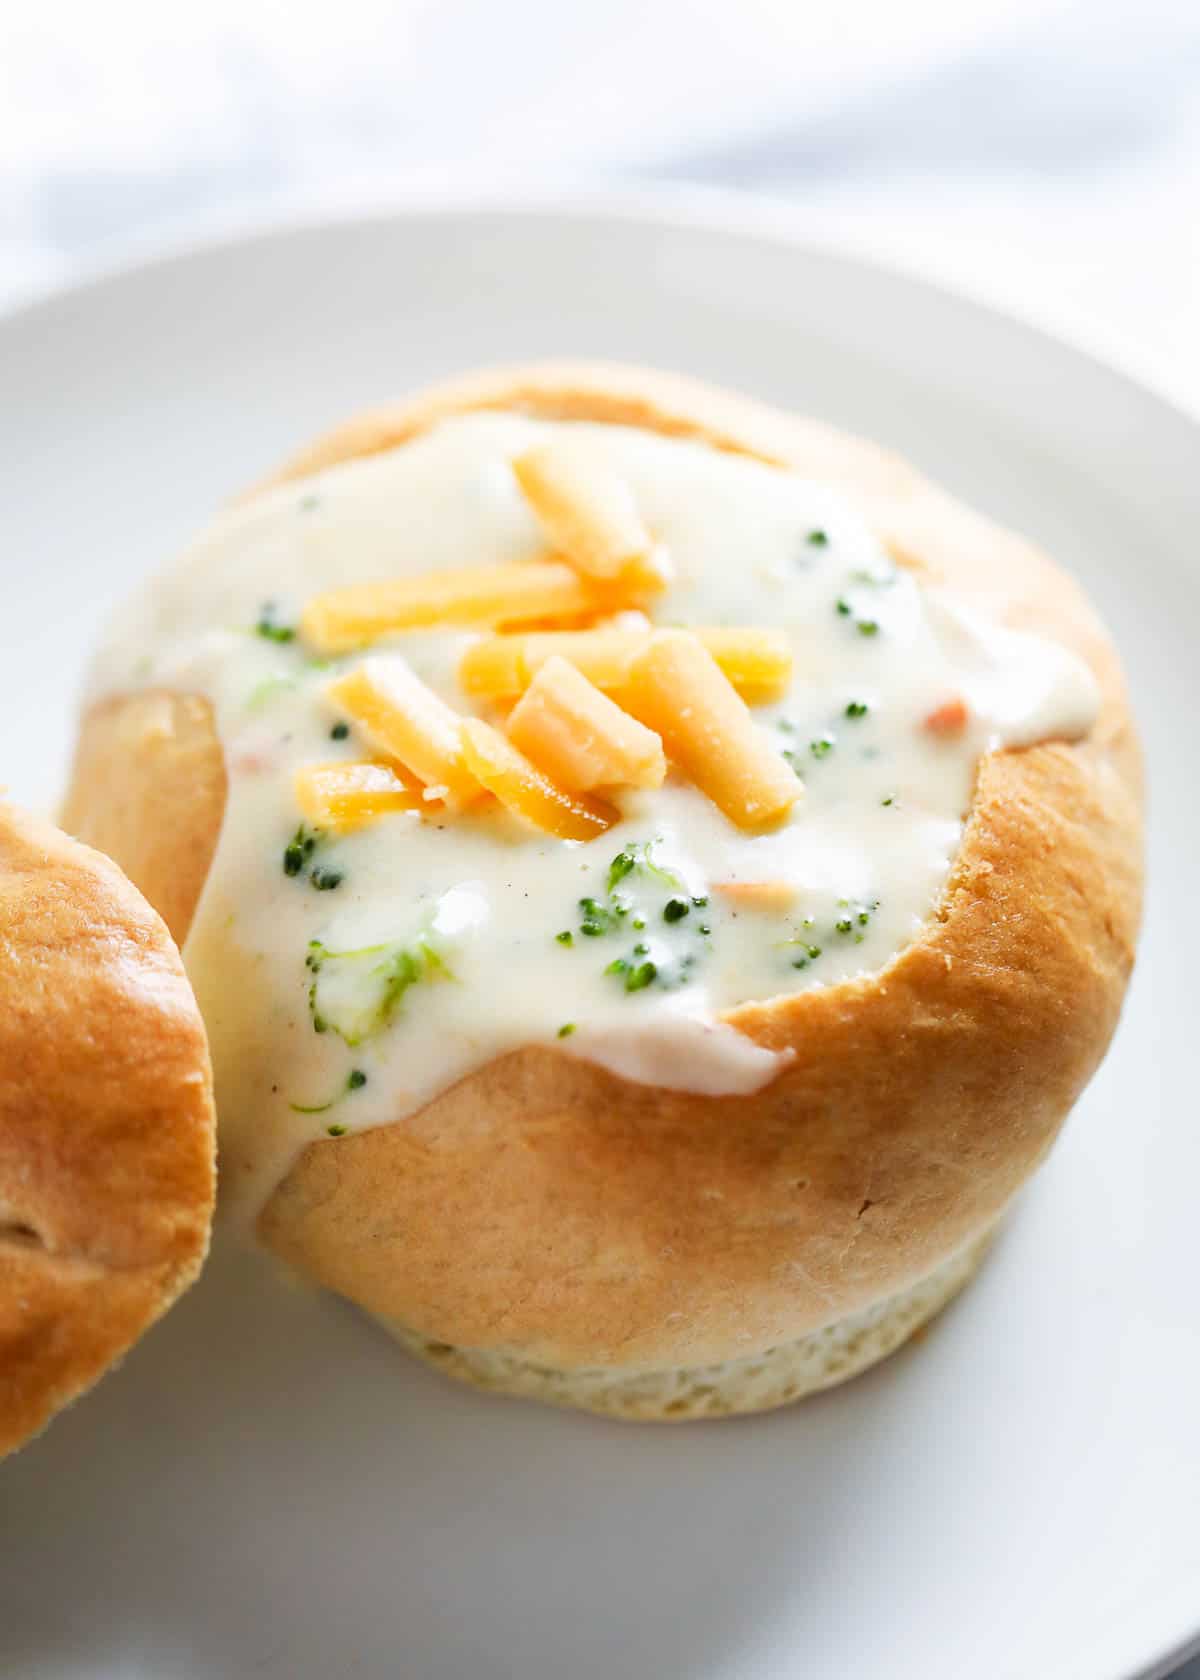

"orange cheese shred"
[302,561,641,654]
[459,717,618,841]
[458,626,792,704]
[326,659,482,810]
[294,760,426,832]
[506,655,666,792]
[624,631,803,830]
[512,442,667,592]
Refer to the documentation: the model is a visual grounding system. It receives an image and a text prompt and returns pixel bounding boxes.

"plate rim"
[2,182,1196,1680]
[3,178,1199,444]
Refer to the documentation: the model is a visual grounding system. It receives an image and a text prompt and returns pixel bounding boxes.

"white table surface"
[2,2,1197,1672]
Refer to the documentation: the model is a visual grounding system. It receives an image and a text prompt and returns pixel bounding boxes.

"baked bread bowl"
[62,365,1142,1419]
[0,803,215,1456]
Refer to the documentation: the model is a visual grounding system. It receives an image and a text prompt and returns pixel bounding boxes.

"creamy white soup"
[91,413,1099,1224]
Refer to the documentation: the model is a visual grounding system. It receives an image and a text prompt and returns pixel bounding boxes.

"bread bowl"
[62,364,1142,1419]
[0,803,215,1456]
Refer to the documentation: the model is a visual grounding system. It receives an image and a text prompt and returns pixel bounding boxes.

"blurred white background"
[2,0,1198,401]
[2,2,1197,1672]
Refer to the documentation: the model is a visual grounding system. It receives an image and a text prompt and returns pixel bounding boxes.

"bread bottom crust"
[372,1229,994,1421]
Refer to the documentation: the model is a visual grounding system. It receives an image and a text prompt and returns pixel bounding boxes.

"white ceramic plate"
[2,194,1197,1680]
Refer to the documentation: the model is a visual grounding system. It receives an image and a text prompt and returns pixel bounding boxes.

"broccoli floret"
[305,932,450,1046]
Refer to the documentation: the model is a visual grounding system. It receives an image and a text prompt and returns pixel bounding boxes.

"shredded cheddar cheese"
[689,628,794,704]
[625,631,803,830]
[506,655,666,793]
[512,442,666,591]
[294,760,426,832]
[459,716,618,841]
[327,659,482,810]
[459,628,638,699]
[458,626,792,704]
[301,561,641,654]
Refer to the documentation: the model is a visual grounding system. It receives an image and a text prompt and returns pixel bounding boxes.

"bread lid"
[0,801,215,1457]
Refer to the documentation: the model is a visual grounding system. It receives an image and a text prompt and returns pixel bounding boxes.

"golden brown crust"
[65,363,1143,1380]
[379,1230,995,1420]
[0,803,215,1456]
[61,691,227,948]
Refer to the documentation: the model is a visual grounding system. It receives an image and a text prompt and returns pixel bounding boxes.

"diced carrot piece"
[458,626,792,704]
[713,880,798,910]
[506,655,666,792]
[459,717,618,841]
[295,760,426,832]
[512,442,665,591]
[624,631,803,830]
[302,561,638,653]
[327,659,482,810]
[923,696,970,736]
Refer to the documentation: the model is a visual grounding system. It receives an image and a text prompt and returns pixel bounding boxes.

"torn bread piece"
[0,803,215,1458]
